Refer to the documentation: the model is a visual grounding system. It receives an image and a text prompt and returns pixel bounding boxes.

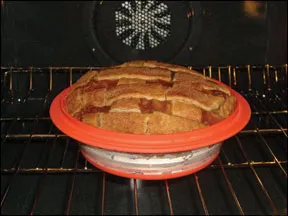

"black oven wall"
[1,1,287,67]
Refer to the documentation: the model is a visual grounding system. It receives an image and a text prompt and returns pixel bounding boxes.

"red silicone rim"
[50,81,251,154]
[80,149,220,180]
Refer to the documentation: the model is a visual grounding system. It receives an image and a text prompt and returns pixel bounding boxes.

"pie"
[66,60,236,134]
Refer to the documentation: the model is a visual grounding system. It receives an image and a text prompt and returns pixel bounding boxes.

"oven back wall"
[1,1,287,67]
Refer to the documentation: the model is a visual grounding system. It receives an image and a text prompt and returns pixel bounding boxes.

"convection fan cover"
[82,1,203,65]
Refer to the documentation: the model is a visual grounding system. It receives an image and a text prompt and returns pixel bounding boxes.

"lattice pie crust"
[66,60,236,134]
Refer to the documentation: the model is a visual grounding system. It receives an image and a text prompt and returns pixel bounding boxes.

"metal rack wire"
[1,64,287,215]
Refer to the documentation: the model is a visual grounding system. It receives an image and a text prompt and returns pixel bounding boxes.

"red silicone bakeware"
[50,80,251,180]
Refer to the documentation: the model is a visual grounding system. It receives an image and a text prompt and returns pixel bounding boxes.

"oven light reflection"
[130,178,142,190]
[243,1,266,19]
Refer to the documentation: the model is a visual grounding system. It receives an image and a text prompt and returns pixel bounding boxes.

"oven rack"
[1,64,287,215]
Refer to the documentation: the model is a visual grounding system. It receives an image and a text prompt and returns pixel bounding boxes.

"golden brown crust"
[82,87,106,107]
[219,95,236,118]
[120,60,231,95]
[119,60,203,77]
[98,67,171,82]
[117,60,145,68]
[100,112,149,134]
[70,70,99,92]
[147,112,205,134]
[66,60,236,134]
[110,98,141,113]
[166,85,225,111]
[66,87,83,117]
[75,70,99,85]
[173,80,230,96]
[171,101,202,122]
[106,83,167,105]
[202,95,236,124]
[203,80,231,95]
[117,78,146,85]
[202,110,224,125]
[173,72,205,82]
[140,99,172,115]
[81,112,100,127]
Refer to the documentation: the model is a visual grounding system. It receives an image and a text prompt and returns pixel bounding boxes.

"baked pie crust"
[66,60,236,134]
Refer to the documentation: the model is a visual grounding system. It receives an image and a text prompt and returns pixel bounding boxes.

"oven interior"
[1,1,287,215]
[1,65,287,215]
